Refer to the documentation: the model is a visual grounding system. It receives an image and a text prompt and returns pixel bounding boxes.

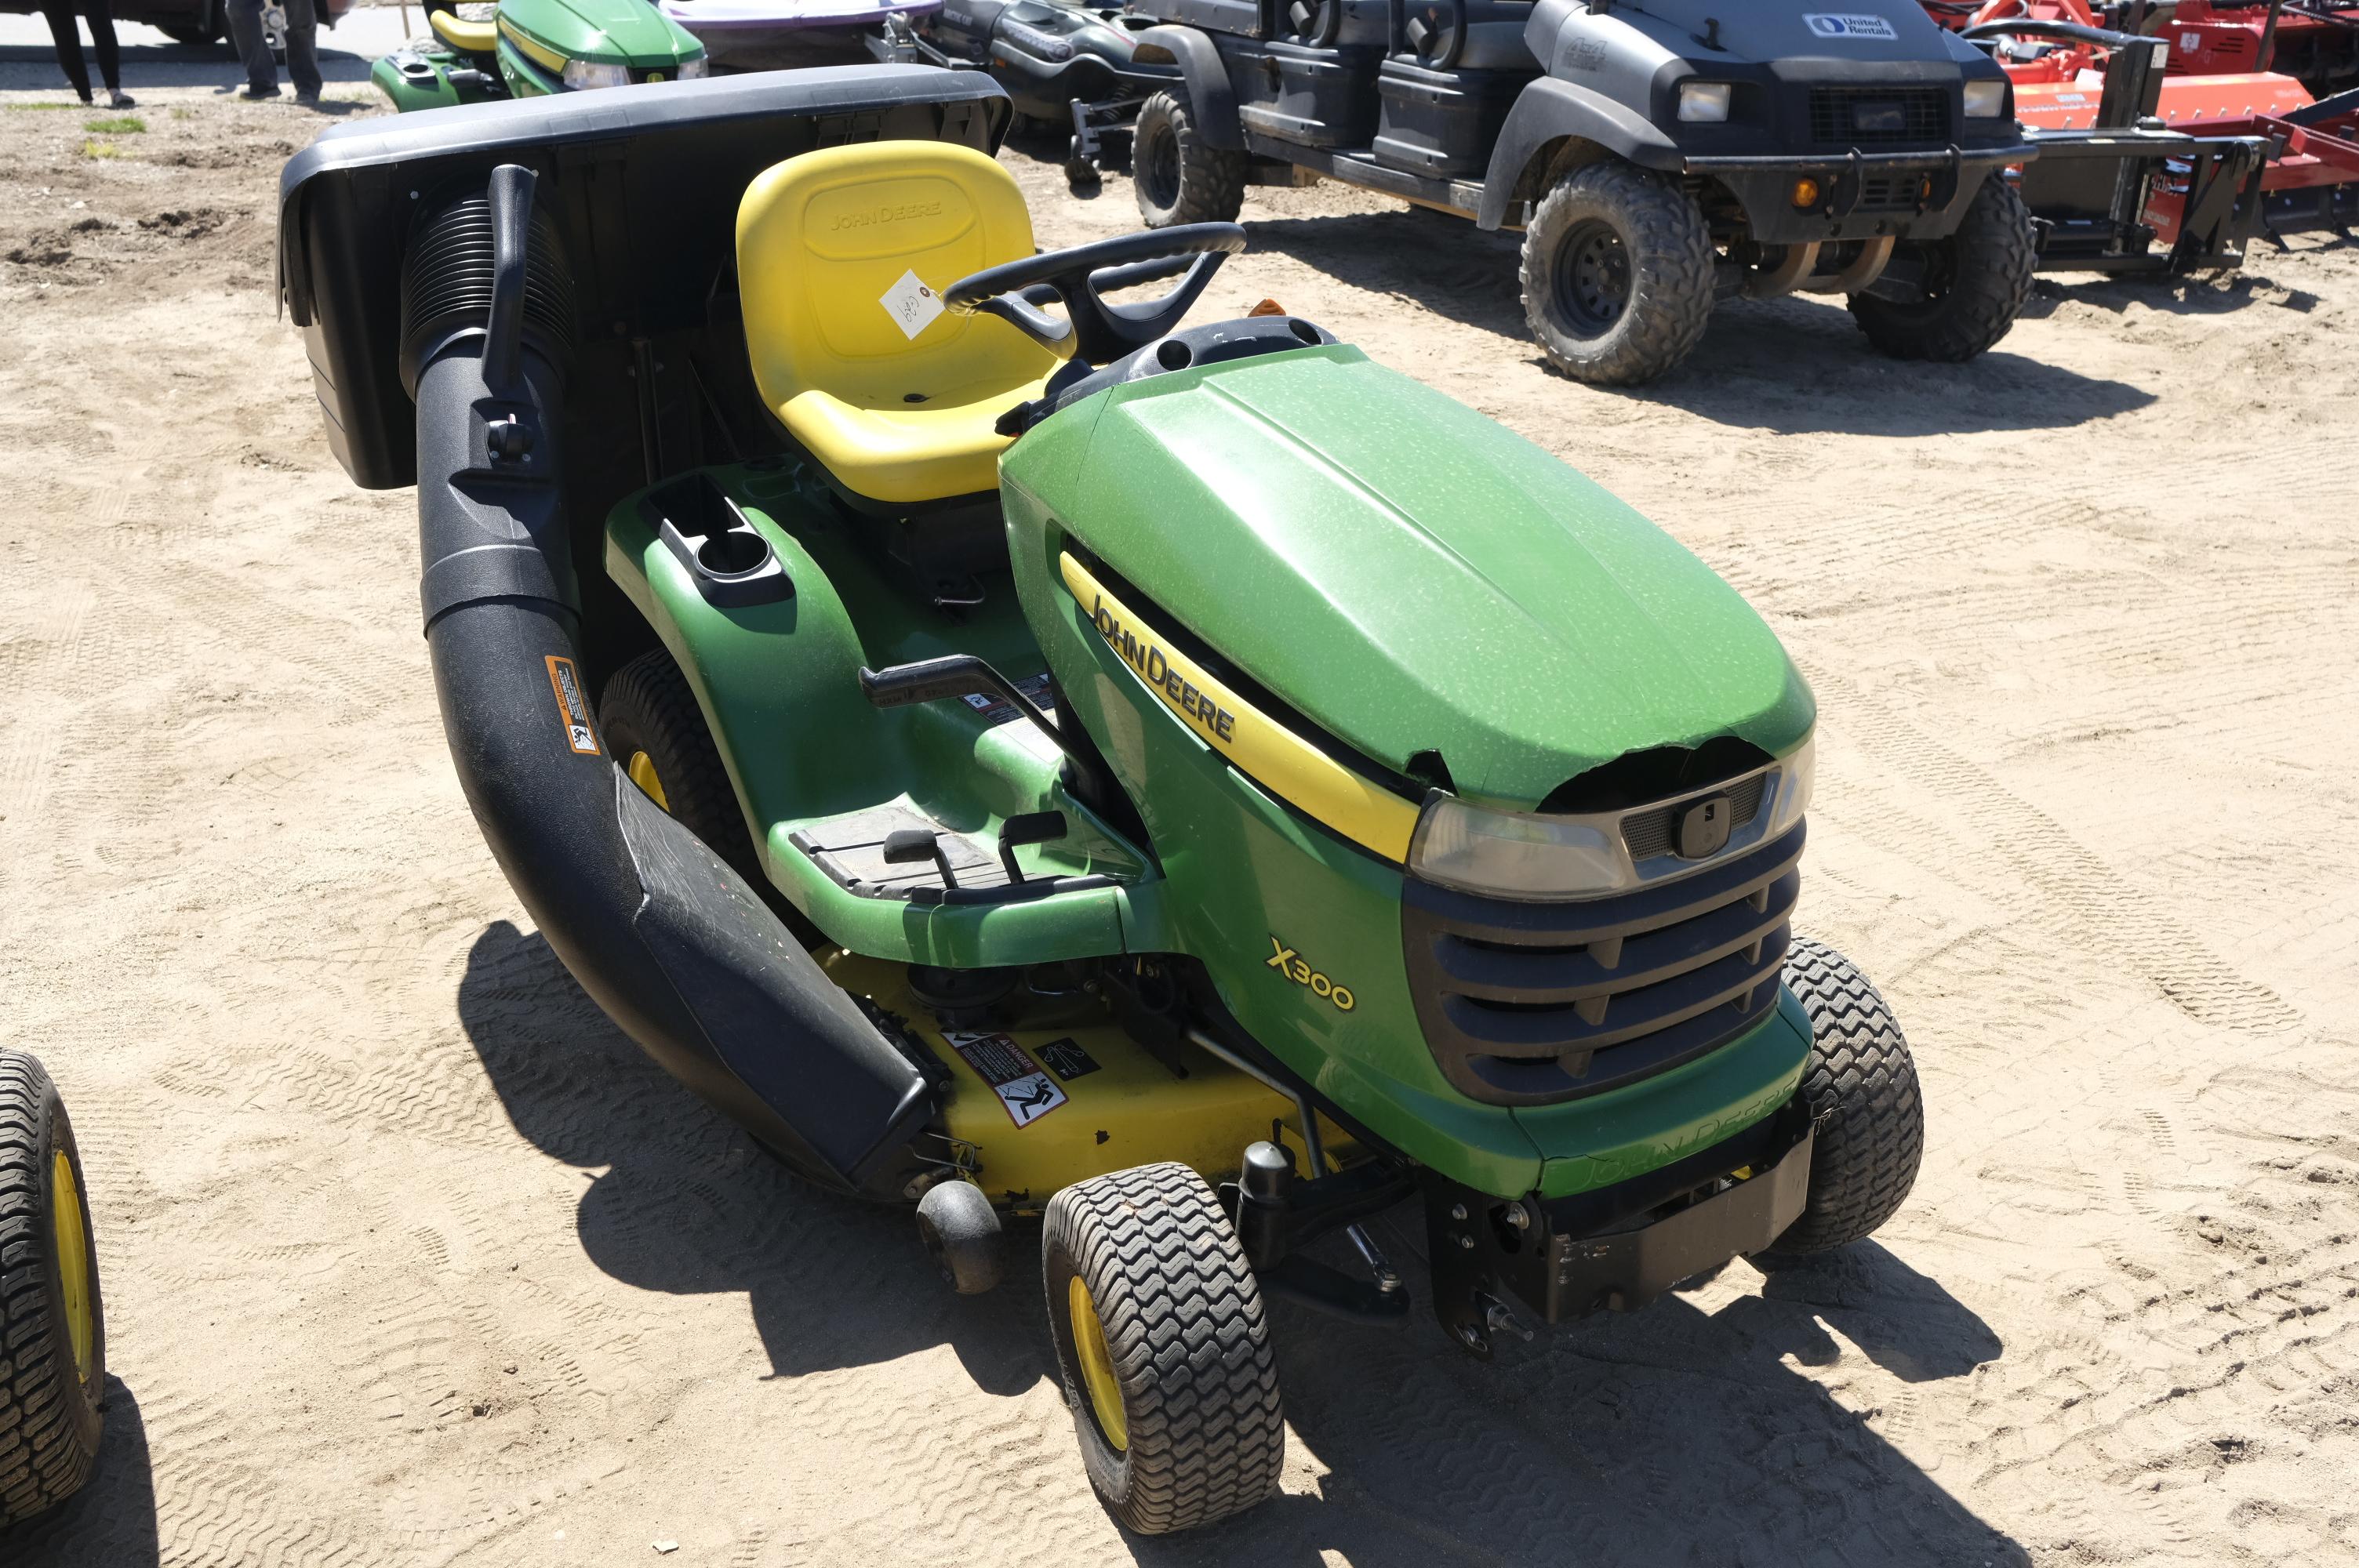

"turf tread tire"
[1043,1162,1282,1534]
[1847,176,2037,362]
[1520,160,1715,387]
[0,1050,104,1528]
[1132,92,1246,229]
[596,648,765,893]
[1769,939,1925,1254]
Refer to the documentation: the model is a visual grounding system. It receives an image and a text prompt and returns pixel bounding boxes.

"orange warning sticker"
[544,655,601,756]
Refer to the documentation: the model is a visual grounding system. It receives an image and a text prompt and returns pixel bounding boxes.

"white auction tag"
[879,269,944,340]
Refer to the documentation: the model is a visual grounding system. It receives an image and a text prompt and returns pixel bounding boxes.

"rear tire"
[1520,159,1715,387]
[1763,939,1924,1256]
[0,1051,105,1529]
[1132,91,1245,229]
[1848,176,2036,361]
[1043,1163,1282,1534]
[596,648,765,893]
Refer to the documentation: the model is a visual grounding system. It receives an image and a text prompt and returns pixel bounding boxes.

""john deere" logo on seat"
[1267,936,1355,1011]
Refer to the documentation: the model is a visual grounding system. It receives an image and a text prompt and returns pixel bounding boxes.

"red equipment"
[1928,0,2359,269]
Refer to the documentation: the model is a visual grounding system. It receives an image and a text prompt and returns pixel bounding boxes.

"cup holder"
[642,471,794,609]
[696,528,768,577]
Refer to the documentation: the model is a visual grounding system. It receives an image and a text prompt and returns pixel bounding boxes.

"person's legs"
[38,0,93,102]
[224,0,277,94]
[82,0,127,102]
[283,0,321,101]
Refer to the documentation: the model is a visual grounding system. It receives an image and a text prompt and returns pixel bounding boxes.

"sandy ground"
[2,42,2357,1568]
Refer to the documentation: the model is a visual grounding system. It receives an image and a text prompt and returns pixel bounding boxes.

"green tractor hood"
[503,0,703,68]
[1044,345,1815,810]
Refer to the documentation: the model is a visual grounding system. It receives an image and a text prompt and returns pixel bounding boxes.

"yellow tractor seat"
[735,141,1065,508]
[428,8,499,54]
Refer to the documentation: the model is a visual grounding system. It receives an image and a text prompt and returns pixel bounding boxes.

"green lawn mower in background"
[279,66,1925,1533]
[373,0,707,113]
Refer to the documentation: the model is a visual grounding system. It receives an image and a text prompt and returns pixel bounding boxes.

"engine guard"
[1424,1097,1815,1358]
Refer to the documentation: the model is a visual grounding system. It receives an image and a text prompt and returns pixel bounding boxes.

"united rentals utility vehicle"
[278,66,1924,1532]
[1118,0,2045,383]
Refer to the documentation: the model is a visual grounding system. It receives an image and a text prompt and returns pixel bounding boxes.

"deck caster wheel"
[916,1177,1004,1295]
[1043,1162,1282,1534]
[0,1050,106,1528]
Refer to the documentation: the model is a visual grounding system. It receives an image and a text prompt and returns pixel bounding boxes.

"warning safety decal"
[942,1031,1067,1128]
[544,655,601,756]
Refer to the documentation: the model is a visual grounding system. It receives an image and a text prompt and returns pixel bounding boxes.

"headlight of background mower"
[1408,734,1816,899]
[563,59,632,89]
[1962,78,2009,118]
[678,55,709,77]
[1678,81,1732,123]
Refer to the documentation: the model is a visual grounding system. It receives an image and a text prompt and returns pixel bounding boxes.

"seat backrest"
[736,141,1060,415]
[428,8,498,54]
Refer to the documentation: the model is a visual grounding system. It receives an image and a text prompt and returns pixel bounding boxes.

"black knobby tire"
[1848,176,2037,362]
[1519,159,1715,387]
[1768,938,1925,1255]
[1043,1163,1283,1534]
[596,648,765,891]
[0,1051,105,1528]
[1132,91,1246,230]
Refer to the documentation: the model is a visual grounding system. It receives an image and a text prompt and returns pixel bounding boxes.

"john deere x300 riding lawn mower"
[278,67,1924,1533]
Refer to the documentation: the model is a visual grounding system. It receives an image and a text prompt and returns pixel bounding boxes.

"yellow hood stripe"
[1060,551,1419,862]
[499,19,570,73]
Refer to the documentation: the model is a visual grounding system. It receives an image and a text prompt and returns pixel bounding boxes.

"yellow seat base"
[736,141,1063,508]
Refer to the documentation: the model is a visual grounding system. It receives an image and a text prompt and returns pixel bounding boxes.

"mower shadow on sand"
[0,1377,159,1567]
[1235,207,2159,437]
[460,923,2019,1565]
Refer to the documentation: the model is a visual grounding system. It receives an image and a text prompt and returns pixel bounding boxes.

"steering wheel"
[943,224,1247,368]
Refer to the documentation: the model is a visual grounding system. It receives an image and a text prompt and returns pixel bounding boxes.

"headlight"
[1409,796,1627,899]
[677,54,708,77]
[1962,78,2008,118]
[1408,735,1815,899]
[562,59,631,89]
[1678,81,1732,123]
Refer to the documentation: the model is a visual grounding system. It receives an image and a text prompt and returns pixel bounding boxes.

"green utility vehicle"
[373,0,707,113]
[278,66,1923,1533]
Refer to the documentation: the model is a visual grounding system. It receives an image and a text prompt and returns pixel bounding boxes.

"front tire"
[1043,1163,1283,1534]
[1848,176,2037,361]
[1519,159,1715,386]
[1132,91,1245,229]
[0,1051,106,1529]
[1765,939,1925,1256]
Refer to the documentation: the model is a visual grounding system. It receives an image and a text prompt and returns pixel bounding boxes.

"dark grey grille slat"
[1401,822,1805,1107]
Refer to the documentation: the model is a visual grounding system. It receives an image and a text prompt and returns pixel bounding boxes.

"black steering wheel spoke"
[945,223,1248,368]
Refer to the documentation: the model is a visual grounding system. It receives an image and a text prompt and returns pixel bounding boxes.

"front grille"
[1855,173,1925,212]
[1402,823,1802,1107]
[1808,86,1949,146]
[1619,772,1766,862]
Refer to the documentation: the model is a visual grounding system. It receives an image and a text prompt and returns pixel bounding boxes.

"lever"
[858,656,1115,804]
[482,163,536,392]
[996,810,1067,887]
[881,827,958,890]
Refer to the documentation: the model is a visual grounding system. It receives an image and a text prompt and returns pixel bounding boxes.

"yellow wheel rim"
[49,1152,95,1388]
[626,750,671,812]
[1067,1274,1128,1452]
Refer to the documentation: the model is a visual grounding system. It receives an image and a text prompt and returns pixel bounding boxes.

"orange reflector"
[1248,298,1289,318]
[1791,177,1822,209]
